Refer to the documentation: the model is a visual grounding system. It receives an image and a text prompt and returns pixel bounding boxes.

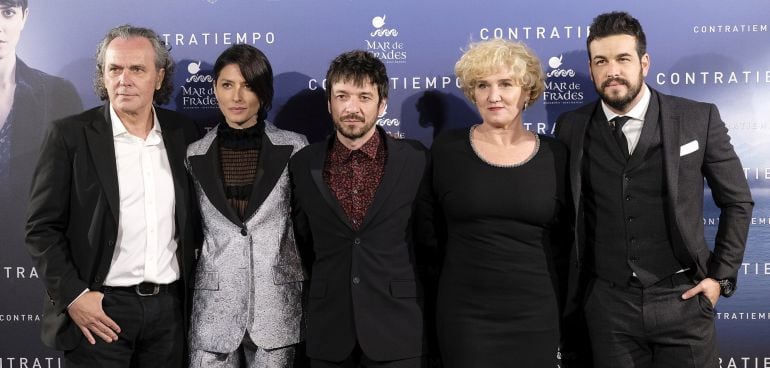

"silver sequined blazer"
[186,122,307,353]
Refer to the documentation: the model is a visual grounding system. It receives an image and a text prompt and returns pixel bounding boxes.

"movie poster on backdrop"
[2,0,768,365]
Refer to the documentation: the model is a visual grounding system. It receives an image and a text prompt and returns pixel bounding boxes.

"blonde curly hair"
[454,39,544,107]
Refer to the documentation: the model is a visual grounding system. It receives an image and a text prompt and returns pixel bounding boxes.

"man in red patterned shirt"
[290,50,429,368]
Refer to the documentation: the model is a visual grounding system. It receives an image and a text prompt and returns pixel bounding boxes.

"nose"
[118,70,132,86]
[487,85,501,102]
[233,86,244,102]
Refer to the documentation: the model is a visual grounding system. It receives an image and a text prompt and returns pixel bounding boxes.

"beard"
[595,71,644,112]
[334,113,377,140]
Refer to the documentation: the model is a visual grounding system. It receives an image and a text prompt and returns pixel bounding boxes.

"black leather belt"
[101,281,179,296]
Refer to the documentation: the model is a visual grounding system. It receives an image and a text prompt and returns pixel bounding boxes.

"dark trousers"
[64,287,184,368]
[584,273,718,368]
[310,344,423,368]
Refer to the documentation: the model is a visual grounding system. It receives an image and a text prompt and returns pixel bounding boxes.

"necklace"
[468,124,540,168]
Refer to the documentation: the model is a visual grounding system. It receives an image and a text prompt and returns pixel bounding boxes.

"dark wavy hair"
[324,50,388,104]
[0,0,27,10]
[212,44,274,123]
[93,24,175,105]
[587,11,647,59]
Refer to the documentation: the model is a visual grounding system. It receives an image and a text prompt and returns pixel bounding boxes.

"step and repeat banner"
[2,0,768,366]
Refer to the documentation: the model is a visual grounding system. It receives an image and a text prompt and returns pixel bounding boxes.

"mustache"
[340,113,365,122]
[602,76,630,89]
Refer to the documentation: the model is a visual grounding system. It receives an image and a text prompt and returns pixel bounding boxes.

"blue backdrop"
[2,1,768,366]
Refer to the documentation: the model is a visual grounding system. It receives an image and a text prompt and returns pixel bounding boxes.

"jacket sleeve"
[25,122,88,314]
[701,103,753,288]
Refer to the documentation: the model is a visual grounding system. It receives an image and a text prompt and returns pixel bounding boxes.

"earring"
[523,101,529,110]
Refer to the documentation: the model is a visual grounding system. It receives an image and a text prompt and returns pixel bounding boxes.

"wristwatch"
[717,279,735,297]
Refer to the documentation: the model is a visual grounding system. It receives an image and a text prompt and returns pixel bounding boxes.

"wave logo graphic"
[546,55,575,78]
[377,104,400,127]
[370,15,398,37]
[185,61,214,83]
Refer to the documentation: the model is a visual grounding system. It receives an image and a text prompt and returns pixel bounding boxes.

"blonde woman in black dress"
[421,39,571,367]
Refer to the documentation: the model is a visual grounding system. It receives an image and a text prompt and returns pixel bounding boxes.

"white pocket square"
[679,140,699,156]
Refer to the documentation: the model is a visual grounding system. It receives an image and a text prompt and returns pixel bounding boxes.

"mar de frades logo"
[542,54,584,105]
[377,104,405,138]
[180,61,218,111]
[365,15,407,64]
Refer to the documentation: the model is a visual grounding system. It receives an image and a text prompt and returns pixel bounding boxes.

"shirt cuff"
[67,288,90,309]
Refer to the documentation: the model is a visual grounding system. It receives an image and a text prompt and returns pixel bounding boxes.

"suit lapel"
[158,111,190,236]
[659,94,682,205]
[242,134,292,220]
[310,138,352,228]
[359,134,405,230]
[627,89,661,169]
[188,130,242,226]
[84,105,120,223]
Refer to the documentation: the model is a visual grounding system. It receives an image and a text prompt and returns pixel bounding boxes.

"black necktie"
[610,116,631,159]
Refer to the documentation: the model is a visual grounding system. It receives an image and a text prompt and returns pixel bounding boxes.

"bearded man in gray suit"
[186,44,307,367]
[556,11,753,368]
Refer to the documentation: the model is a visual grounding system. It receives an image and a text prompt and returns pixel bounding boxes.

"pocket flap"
[273,263,307,285]
[194,271,219,290]
[390,280,418,298]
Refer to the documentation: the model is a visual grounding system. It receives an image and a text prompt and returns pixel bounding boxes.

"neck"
[117,108,154,139]
[337,127,377,151]
[0,57,17,84]
[476,120,530,146]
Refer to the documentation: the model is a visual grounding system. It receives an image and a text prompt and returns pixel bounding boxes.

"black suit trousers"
[583,273,718,368]
[64,289,184,368]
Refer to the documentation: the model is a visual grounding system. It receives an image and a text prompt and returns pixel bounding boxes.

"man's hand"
[681,277,720,307]
[67,291,121,344]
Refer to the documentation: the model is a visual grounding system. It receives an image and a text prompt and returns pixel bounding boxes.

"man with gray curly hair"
[25,24,200,367]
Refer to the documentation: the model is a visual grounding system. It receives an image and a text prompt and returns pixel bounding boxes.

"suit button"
[625,195,632,201]
[626,216,634,223]
[353,238,361,245]
[352,276,360,285]
[624,175,631,182]
[94,276,101,282]
[630,256,639,262]
[241,228,247,236]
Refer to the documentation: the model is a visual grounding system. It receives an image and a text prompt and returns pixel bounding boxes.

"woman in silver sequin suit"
[186,44,308,368]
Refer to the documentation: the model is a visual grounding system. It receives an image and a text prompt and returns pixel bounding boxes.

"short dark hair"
[0,0,27,11]
[212,44,274,123]
[324,50,388,103]
[587,11,647,59]
[93,24,175,105]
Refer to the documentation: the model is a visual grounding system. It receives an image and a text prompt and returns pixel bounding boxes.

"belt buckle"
[135,283,160,296]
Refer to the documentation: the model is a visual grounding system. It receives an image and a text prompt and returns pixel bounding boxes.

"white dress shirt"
[601,84,651,155]
[104,105,180,287]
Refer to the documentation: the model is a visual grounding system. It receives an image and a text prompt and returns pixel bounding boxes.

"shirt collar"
[110,104,161,138]
[601,83,651,122]
[330,128,382,161]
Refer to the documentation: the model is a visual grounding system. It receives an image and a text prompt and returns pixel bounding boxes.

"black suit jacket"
[290,128,428,361]
[554,87,753,365]
[25,104,201,350]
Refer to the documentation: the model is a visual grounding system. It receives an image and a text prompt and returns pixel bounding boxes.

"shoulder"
[291,140,326,166]
[430,127,469,153]
[655,89,713,111]
[388,136,427,154]
[49,105,102,131]
[264,121,308,152]
[16,59,73,91]
[538,134,569,158]
[556,101,597,123]
[156,107,200,142]
[187,127,217,157]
